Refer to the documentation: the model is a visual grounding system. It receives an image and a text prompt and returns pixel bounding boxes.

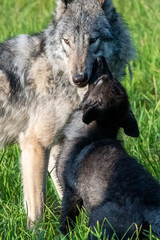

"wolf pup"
[0,0,134,227]
[56,57,160,239]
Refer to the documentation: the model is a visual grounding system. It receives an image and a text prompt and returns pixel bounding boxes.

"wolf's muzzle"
[73,73,88,87]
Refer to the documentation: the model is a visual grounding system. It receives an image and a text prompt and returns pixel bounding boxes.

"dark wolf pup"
[0,0,134,227]
[56,57,160,239]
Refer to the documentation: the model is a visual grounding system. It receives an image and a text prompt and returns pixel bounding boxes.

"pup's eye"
[90,37,99,45]
[63,38,70,46]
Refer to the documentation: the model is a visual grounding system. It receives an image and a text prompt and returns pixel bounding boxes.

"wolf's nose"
[73,73,88,87]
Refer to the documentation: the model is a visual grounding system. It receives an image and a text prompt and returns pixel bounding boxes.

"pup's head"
[81,56,139,138]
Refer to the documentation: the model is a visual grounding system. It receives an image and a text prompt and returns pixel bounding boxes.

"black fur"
[56,57,160,239]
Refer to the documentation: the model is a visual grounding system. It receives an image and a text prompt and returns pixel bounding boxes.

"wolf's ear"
[55,0,73,20]
[122,110,139,138]
[61,0,73,4]
[97,0,105,4]
[97,0,114,19]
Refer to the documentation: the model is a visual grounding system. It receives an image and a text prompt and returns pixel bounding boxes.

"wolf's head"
[45,0,134,87]
[81,57,139,138]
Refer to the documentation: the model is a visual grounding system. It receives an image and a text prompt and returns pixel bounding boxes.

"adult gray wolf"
[0,0,134,228]
[56,57,160,239]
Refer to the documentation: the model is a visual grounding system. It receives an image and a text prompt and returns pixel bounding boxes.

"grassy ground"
[0,0,160,239]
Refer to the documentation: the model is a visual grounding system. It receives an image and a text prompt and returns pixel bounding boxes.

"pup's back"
[76,141,160,238]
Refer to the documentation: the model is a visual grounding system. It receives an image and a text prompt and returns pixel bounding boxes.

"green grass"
[0,0,160,239]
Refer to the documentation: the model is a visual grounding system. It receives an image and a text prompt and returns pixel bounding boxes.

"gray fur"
[0,0,134,227]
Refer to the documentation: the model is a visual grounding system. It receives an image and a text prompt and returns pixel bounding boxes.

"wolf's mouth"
[74,80,89,88]
[73,72,88,88]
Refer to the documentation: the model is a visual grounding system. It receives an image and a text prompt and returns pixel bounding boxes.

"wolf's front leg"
[20,131,49,229]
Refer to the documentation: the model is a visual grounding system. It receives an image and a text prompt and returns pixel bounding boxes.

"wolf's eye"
[90,37,99,45]
[63,38,70,46]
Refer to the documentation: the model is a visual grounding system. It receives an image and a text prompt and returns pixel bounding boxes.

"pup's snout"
[89,56,113,85]
[73,73,88,87]
[96,56,113,79]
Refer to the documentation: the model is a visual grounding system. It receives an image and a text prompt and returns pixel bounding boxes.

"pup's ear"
[82,103,102,125]
[122,110,139,138]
